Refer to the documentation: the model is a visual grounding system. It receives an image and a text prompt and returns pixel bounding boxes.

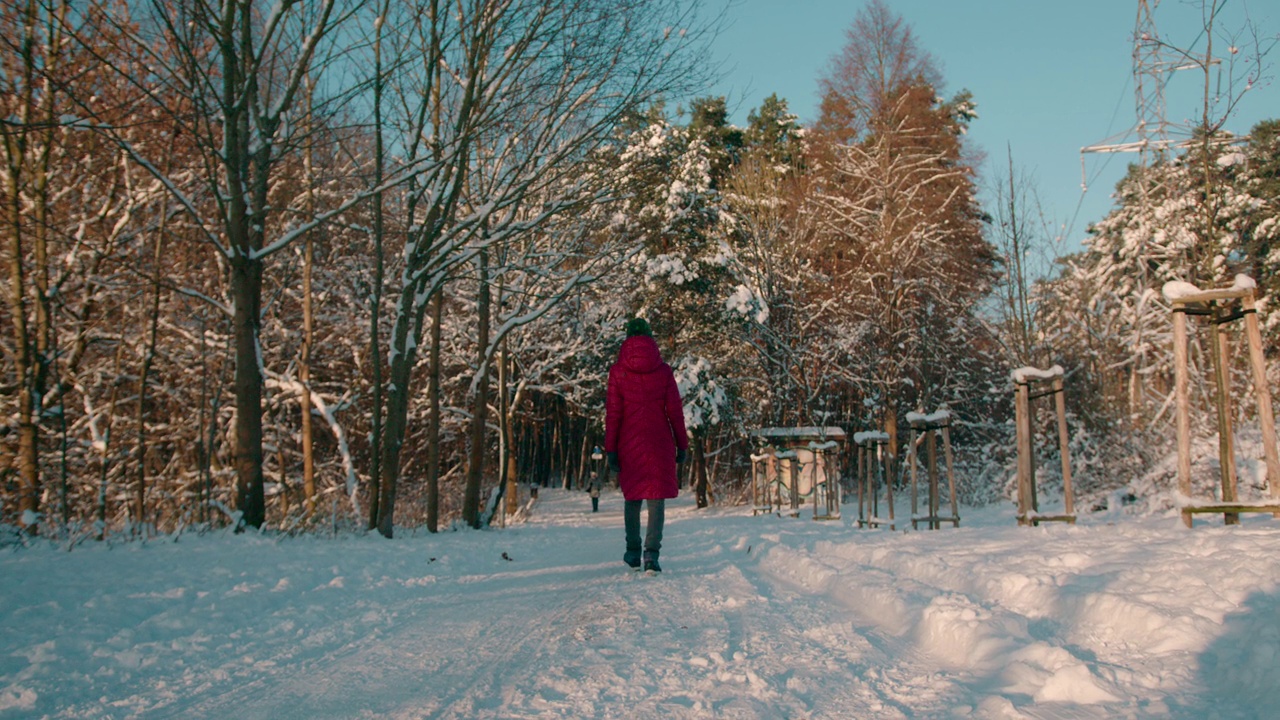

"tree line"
[2,0,1276,538]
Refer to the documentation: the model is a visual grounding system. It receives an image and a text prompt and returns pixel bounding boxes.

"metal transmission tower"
[1132,0,1172,166]
[1081,0,1189,173]
[1079,0,1189,422]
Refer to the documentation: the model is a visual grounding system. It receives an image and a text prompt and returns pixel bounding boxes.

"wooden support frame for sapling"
[854,431,894,529]
[1011,366,1075,526]
[750,447,781,516]
[808,439,842,521]
[750,427,847,519]
[905,410,960,529]
[1164,275,1280,527]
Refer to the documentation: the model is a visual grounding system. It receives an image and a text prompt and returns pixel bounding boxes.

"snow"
[1233,274,1258,290]
[1217,151,1247,168]
[725,284,770,324]
[1162,274,1257,301]
[645,253,694,285]
[1162,280,1202,301]
[4,489,1280,718]
[1172,491,1280,510]
[753,426,847,440]
[852,430,890,444]
[905,409,952,425]
[1010,365,1064,384]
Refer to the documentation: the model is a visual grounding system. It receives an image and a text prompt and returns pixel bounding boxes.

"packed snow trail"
[3,488,1280,718]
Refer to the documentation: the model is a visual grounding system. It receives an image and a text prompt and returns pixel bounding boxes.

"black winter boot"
[623,550,641,569]
[642,551,661,573]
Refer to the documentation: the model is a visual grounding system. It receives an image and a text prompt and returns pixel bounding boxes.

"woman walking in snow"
[605,318,689,573]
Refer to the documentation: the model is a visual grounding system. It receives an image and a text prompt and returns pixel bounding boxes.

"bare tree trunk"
[223,0,264,530]
[423,16,444,535]
[378,288,417,538]
[884,401,899,488]
[557,419,569,490]
[2,0,68,532]
[196,312,209,525]
[97,341,125,539]
[230,251,266,529]
[426,290,443,532]
[501,336,520,516]
[134,219,166,530]
[300,80,318,517]
[693,435,709,508]
[462,248,491,528]
[369,0,389,533]
[4,168,39,527]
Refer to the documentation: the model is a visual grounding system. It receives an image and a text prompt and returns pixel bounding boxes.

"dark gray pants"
[624,499,664,555]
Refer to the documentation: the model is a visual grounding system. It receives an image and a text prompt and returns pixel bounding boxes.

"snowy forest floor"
[3,488,1279,719]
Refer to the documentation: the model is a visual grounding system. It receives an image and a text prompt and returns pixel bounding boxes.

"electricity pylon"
[1078,0,1188,422]
[1081,0,1192,174]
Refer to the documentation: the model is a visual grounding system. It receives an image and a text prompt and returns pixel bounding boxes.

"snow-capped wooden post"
[1011,367,1075,526]
[750,447,779,516]
[750,427,848,519]
[854,431,893,529]
[773,448,793,515]
[1014,378,1035,523]
[809,439,842,521]
[906,410,960,529]
[1164,275,1280,527]
[1243,291,1280,519]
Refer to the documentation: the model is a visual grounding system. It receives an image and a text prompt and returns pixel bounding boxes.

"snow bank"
[4,491,1280,718]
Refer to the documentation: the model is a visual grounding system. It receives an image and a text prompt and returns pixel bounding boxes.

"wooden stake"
[1212,311,1239,525]
[1173,306,1192,528]
[1053,376,1075,520]
[942,424,960,527]
[927,429,939,530]
[1014,382,1032,525]
[885,446,895,530]
[871,444,880,522]
[908,427,919,528]
[856,444,865,524]
[1243,292,1280,510]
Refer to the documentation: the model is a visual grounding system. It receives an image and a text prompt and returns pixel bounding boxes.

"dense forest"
[3,0,1278,538]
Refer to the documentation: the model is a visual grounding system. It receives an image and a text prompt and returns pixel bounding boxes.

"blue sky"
[704,0,1280,252]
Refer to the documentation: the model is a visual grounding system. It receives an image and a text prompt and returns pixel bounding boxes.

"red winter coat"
[604,335,689,501]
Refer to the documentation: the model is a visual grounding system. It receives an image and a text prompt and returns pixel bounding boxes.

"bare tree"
[1,0,162,531]
[814,0,940,145]
[68,0,430,529]
[371,0,716,534]
[812,86,991,454]
[988,147,1058,367]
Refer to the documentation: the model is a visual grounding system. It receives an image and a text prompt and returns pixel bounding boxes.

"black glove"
[607,451,620,473]
[676,446,687,464]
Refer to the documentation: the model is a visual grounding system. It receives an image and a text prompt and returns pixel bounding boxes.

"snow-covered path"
[3,489,1279,718]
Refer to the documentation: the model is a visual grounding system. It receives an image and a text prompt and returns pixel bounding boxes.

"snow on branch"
[264,374,361,520]
[253,156,440,260]
[90,126,228,256]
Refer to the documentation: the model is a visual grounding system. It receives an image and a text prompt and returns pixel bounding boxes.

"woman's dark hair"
[625,317,652,337]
